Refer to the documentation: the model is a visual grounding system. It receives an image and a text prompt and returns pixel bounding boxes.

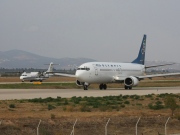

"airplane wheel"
[103,84,107,90]
[124,85,128,90]
[124,85,132,90]
[83,85,88,90]
[99,84,103,90]
[99,84,107,90]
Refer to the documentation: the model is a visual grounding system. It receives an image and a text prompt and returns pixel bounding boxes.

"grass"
[0,76,180,89]
[0,83,79,89]
[0,77,180,134]
[0,93,180,135]
[0,80,180,89]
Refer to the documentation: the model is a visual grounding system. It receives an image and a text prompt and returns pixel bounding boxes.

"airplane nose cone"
[75,71,81,78]
[75,71,85,81]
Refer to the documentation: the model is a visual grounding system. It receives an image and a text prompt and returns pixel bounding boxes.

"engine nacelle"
[124,76,139,87]
[76,80,83,86]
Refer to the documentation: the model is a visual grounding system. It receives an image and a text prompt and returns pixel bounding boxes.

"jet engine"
[124,76,139,87]
[76,80,83,86]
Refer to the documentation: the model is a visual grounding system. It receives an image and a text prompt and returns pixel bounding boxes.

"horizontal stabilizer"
[145,63,176,69]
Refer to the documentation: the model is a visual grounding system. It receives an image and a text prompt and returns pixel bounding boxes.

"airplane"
[20,62,55,82]
[55,35,180,90]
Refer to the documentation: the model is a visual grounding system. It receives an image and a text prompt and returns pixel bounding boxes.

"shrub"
[64,99,69,105]
[148,103,164,110]
[164,95,178,116]
[80,104,91,112]
[134,95,140,100]
[122,95,129,99]
[124,101,130,104]
[92,105,98,108]
[145,94,153,98]
[56,102,62,106]
[9,104,15,108]
[48,104,56,110]
[156,101,162,105]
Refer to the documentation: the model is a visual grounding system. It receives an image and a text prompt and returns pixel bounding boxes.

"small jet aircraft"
[20,62,55,82]
[55,35,180,90]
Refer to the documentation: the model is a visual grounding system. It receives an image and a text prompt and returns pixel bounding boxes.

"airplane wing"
[114,73,180,82]
[54,73,76,77]
[137,73,180,79]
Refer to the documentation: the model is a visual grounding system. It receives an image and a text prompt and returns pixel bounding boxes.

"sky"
[0,0,180,62]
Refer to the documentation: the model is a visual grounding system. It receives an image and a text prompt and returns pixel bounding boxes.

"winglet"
[132,35,146,65]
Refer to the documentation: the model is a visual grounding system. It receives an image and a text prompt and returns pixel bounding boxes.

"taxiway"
[0,87,180,100]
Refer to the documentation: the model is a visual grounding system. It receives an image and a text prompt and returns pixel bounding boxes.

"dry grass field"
[0,77,180,135]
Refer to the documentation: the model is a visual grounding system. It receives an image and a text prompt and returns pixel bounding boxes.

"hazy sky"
[0,0,180,62]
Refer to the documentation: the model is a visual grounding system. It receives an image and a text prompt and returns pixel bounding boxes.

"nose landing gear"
[83,82,89,90]
[83,85,88,90]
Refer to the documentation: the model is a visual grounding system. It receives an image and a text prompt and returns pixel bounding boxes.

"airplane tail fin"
[46,62,54,72]
[132,35,146,65]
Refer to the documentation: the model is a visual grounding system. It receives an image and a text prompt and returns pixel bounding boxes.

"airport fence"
[0,116,180,135]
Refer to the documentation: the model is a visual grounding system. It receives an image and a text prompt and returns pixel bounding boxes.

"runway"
[0,87,180,100]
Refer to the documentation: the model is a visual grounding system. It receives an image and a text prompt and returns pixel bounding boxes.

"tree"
[164,95,178,116]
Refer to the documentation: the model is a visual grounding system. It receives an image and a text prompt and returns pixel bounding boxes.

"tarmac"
[0,87,180,100]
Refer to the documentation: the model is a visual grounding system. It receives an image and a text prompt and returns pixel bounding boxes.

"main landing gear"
[83,83,107,90]
[124,85,132,90]
[99,84,107,90]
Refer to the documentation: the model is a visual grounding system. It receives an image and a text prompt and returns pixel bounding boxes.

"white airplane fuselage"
[19,62,55,82]
[55,35,180,90]
[76,62,145,84]
[20,72,50,82]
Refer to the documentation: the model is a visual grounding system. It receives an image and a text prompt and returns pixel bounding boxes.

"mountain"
[0,50,96,69]
[0,50,179,71]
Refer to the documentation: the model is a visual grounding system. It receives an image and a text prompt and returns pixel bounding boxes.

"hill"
[0,50,96,69]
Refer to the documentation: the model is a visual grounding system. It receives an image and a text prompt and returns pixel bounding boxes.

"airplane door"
[92,64,98,76]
